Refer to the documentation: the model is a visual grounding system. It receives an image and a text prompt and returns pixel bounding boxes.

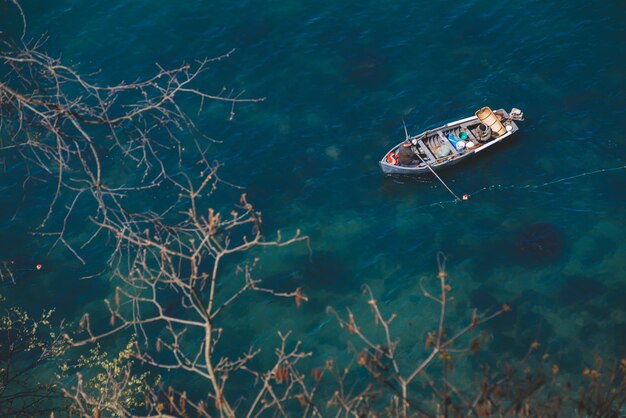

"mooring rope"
[471,164,626,196]
[413,164,626,210]
[415,152,462,202]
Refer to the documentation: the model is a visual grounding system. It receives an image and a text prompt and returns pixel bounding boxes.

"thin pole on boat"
[403,120,462,202]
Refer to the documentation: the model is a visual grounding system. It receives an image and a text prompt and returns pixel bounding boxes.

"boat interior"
[415,120,484,164]
[388,109,517,168]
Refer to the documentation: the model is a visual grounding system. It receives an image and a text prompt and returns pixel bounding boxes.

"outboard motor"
[510,108,524,121]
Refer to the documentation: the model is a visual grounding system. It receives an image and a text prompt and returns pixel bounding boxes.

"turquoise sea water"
[2,0,625,408]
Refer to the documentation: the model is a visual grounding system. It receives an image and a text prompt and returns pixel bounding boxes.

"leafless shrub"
[1,26,263,263]
[2,4,312,416]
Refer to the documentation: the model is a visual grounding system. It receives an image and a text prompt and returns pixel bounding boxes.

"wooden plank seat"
[415,138,437,163]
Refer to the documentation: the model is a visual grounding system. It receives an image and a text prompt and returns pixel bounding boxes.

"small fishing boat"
[380,107,524,175]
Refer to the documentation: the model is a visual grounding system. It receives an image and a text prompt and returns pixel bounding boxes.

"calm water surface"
[1,0,625,398]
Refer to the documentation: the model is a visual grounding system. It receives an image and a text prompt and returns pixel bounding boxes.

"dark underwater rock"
[613,323,626,354]
[345,55,390,89]
[515,289,546,306]
[606,283,626,311]
[266,251,354,294]
[578,322,599,342]
[488,333,527,357]
[302,251,354,291]
[563,91,603,112]
[469,286,498,310]
[514,223,565,265]
[558,275,606,306]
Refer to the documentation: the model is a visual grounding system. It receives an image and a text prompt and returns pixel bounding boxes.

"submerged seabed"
[1,0,625,400]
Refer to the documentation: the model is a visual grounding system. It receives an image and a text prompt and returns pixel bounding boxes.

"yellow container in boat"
[476,107,506,137]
